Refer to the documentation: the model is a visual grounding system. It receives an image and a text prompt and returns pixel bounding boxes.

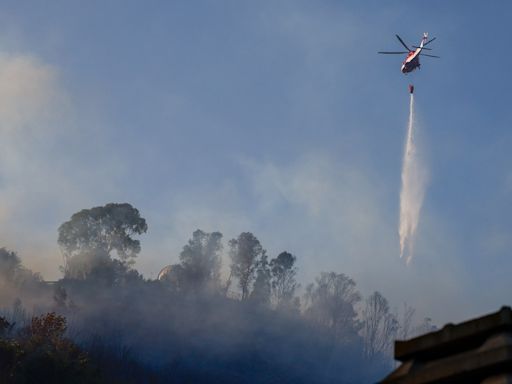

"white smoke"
[399,94,427,263]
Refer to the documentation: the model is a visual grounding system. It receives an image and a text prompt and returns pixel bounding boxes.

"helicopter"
[378,33,439,74]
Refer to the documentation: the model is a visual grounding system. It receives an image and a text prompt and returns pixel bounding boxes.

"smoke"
[399,94,427,263]
[0,229,395,383]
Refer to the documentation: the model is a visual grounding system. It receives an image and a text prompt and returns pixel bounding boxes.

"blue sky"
[0,1,510,324]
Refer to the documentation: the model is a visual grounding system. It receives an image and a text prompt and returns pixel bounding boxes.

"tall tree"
[58,203,147,279]
[361,291,398,360]
[179,229,222,291]
[0,248,41,288]
[229,232,265,300]
[304,272,362,342]
[249,254,271,306]
[270,251,298,308]
[0,248,21,286]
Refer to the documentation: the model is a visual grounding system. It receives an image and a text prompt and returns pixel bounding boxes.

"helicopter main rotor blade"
[378,51,408,54]
[424,37,436,46]
[413,46,432,50]
[420,53,440,58]
[395,34,411,51]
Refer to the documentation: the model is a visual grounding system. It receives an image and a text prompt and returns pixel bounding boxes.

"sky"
[0,0,510,325]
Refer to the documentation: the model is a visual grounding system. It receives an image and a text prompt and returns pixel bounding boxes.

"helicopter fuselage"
[401,50,421,73]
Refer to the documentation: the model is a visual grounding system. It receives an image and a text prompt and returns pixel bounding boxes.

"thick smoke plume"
[399,94,427,263]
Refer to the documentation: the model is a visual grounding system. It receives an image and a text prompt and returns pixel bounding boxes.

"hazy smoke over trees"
[0,202,434,383]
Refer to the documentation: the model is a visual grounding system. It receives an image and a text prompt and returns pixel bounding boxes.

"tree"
[304,272,362,342]
[58,203,147,279]
[0,248,41,289]
[62,249,110,281]
[0,313,98,383]
[0,248,21,287]
[397,302,416,340]
[270,251,298,308]
[17,313,98,383]
[229,232,265,300]
[179,230,222,291]
[361,291,398,360]
[249,254,271,306]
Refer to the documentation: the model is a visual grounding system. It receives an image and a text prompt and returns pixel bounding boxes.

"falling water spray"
[399,90,427,263]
